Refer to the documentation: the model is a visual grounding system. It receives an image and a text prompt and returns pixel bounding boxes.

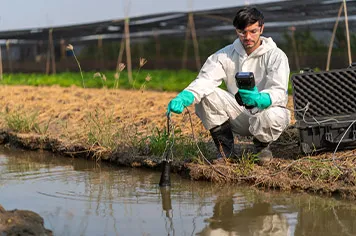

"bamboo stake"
[182,0,193,70]
[0,45,3,80]
[116,37,125,72]
[189,13,201,70]
[124,18,133,84]
[326,3,343,71]
[289,26,300,71]
[60,39,66,60]
[49,28,56,74]
[6,40,12,73]
[182,15,191,70]
[45,32,51,75]
[343,0,352,66]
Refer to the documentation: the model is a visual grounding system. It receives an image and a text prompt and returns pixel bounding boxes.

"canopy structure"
[0,0,355,42]
[0,0,354,75]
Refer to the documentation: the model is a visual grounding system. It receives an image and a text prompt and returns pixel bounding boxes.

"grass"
[290,158,343,182]
[0,70,299,94]
[3,110,44,134]
[139,127,215,162]
[0,70,198,92]
[85,109,121,150]
[234,151,258,176]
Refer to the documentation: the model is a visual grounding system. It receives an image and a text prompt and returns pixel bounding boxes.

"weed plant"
[85,109,120,150]
[3,110,42,133]
[139,127,215,162]
[234,152,258,176]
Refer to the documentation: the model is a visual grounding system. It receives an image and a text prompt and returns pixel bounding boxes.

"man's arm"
[185,51,228,104]
[260,49,290,106]
[167,49,228,115]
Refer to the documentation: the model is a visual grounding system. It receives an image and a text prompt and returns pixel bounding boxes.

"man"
[167,7,290,164]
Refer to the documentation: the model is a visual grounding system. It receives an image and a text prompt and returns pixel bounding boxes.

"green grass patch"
[234,151,258,176]
[139,127,215,162]
[0,70,199,92]
[0,69,303,94]
[3,110,43,133]
[85,109,121,150]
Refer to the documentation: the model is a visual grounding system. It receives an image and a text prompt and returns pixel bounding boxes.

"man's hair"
[233,7,264,30]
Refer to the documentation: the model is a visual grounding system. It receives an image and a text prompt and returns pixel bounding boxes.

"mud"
[0,85,356,199]
[0,205,52,235]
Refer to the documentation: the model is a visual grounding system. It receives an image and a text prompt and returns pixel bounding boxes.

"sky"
[1,0,283,31]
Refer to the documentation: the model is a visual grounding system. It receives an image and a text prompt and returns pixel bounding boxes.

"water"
[1,145,356,236]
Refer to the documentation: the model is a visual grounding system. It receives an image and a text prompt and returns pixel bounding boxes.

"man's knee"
[194,89,234,130]
[249,107,290,142]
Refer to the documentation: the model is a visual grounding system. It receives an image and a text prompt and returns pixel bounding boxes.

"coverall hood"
[233,37,277,58]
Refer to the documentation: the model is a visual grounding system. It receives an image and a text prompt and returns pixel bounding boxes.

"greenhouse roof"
[0,0,355,41]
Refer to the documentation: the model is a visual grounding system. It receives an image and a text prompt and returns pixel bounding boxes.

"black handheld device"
[234,72,255,109]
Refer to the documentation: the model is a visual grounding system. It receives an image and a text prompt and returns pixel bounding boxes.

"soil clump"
[0,204,52,235]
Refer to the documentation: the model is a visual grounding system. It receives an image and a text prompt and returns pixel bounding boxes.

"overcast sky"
[1,0,282,31]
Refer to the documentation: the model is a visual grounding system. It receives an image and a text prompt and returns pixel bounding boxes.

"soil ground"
[0,204,52,235]
[1,85,356,200]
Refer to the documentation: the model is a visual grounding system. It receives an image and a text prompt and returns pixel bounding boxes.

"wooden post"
[116,36,125,72]
[49,28,56,74]
[289,26,300,71]
[60,39,66,60]
[124,18,133,83]
[188,13,201,70]
[343,0,352,66]
[6,40,12,73]
[46,40,50,75]
[0,45,3,80]
[326,3,343,71]
[182,15,191,70]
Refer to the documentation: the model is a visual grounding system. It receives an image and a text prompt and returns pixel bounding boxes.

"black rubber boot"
[253,138,273,165]
[209,120,235,159]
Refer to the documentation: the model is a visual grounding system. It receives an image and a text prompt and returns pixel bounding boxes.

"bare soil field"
[1,85,356,199]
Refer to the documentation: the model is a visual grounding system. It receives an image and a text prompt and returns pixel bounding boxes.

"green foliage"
[234,151,257,176]
[1,70,301,95]
[0,70,198,92]
[291,158,343,182]
[333,26,356,52]
[4,111,41,133]
[86,109,120,149]
[280,29,328,55]
[139,127,214,161]
[142,127,171,155]
[79,36,232,61]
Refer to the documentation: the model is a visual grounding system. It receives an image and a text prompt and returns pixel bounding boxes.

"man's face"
[236,22,264,51]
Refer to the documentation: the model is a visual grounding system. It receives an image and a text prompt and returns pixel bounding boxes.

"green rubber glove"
[238,86,272,109]
[167,90,194,114]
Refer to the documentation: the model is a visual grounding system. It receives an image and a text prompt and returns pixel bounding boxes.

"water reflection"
[1,146,356,236]
[160,187,175,235]
[197,190,297,236]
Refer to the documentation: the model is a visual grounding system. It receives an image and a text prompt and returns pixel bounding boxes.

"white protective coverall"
[185,36,290,143]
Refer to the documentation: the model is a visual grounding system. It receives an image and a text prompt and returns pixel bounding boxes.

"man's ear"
[235,29,239,37]
[260,25,265,34]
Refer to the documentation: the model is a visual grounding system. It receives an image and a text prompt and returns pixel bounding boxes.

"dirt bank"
[1,85,356,199]
[0,204,52,235]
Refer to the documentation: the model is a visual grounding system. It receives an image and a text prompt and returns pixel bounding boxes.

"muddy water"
[1,146,356,236]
